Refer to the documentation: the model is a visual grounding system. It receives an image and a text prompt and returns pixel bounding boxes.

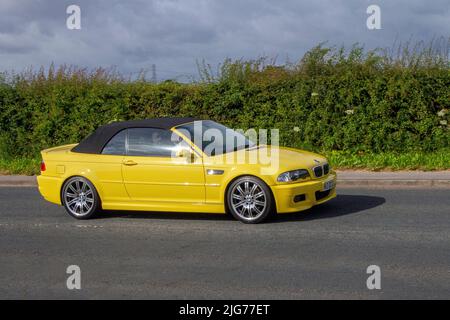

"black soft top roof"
[72,117,199,154]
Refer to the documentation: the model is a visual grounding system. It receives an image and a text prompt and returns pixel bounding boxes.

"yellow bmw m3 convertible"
[37,118,336,223]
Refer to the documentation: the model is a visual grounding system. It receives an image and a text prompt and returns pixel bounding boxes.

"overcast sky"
[0,0,448,81]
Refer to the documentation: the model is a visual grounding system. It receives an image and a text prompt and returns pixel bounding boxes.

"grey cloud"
[0,0,448,80]
[0,41,36,54]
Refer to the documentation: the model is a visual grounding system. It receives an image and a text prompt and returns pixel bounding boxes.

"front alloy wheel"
[227,176,274,223]
[62,177,100,219]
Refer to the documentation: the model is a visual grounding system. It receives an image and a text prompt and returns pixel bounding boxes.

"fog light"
[293,194,306,203]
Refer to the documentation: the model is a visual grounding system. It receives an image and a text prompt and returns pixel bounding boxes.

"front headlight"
[277,169,310,182]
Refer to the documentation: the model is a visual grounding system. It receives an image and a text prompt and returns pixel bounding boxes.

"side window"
[127,128,180,157]
[101,130,127,155]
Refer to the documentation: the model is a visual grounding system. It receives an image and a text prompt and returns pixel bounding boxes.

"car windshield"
[175,120,256,156]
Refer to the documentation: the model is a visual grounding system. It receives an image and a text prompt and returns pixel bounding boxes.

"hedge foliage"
[0,42,449,159]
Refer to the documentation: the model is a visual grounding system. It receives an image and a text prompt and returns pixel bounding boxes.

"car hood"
[208,145,327,174]
[249,145,327,172]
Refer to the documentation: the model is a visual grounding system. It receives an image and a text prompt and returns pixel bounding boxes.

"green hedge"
[0,44,449,160]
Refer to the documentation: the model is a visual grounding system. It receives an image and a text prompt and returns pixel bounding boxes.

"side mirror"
[175,148,195,162]
[176,148,189,157]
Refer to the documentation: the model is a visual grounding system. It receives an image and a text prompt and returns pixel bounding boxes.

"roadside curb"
[337,180,450,187]
[336,170,450,187]
[0,176,37,187]
[0,174,449,188]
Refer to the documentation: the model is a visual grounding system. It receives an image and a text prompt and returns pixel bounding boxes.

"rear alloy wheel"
[62,177,100,219]
[227,176,274,224]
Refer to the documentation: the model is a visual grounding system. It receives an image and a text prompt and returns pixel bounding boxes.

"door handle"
[123,160,138,166]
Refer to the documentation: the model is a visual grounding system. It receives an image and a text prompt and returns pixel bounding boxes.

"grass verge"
[0,158,41,175]
[0,150,449,176]
[326,150,450,171]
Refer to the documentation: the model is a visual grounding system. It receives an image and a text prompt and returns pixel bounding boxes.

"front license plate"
[322,178,334,191]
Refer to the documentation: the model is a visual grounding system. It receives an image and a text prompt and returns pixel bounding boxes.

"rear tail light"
[40,161,46,172]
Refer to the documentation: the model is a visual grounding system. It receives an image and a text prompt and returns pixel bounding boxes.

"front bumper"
[272,173,336,213]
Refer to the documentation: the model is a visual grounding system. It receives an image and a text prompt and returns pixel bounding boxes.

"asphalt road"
[0,186,449,299]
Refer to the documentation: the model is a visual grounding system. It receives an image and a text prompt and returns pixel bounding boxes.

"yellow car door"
[95,129,129,203]
[121,127,205,204]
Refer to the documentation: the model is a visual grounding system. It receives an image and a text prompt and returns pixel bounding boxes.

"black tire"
[226,176,274,224]
[61,176,101,220]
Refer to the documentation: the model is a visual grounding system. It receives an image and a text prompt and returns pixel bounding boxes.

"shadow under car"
[92,194,385,223]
